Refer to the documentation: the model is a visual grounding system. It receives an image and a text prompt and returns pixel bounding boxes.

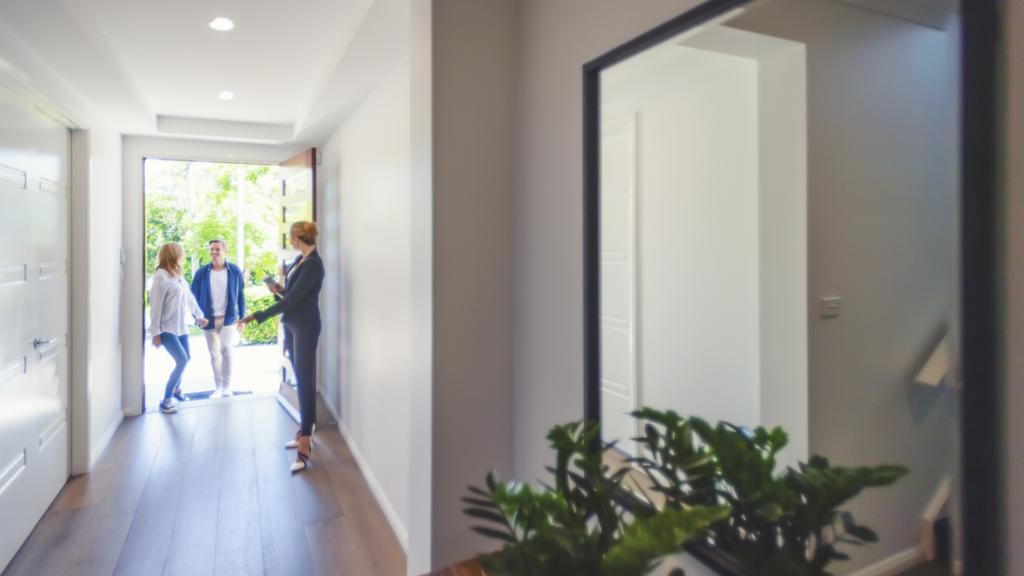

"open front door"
[276,149,332,426]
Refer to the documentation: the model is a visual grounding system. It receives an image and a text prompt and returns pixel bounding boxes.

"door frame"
[274,147,319,423]
[0,74,87,477]
[122,137,304,416]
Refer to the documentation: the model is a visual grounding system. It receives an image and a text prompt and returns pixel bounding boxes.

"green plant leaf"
[464,507,509,525]
[471,526,516,543]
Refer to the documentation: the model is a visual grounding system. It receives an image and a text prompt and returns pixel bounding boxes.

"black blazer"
[254,249,324,328]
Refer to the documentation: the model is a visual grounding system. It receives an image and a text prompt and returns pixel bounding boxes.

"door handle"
[33,338,57,349]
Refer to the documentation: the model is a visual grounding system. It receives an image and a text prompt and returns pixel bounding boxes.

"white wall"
[318,128,343,425]
[120,136,303,415]
[732,3,961,572]
[319,59,413,549]
[752,34,808,468]
[70,126,124,476]
[513,0,710,485]
[430,0,518,568]
[407,2,432,569]
[85,127,125,469]
[407,1,433,571]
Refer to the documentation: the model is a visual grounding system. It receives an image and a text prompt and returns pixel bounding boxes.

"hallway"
[1,397,404,576]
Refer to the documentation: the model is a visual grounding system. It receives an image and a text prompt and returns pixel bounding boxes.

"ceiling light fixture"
[209,17,235,31]
[218,91,235,101]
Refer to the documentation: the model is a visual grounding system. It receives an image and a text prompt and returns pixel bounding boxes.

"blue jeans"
[160,333,191,401]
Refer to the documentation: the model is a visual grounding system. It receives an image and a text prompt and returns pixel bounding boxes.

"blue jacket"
[190,262,246,328]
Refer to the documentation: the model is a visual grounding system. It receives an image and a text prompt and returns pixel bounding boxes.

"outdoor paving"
[144,335,281,411]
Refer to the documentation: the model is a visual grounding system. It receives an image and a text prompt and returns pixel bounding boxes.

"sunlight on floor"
[144,335,281,411]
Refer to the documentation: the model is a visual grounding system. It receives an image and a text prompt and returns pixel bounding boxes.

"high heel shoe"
[285,429,315,450]
[290,436,311,473]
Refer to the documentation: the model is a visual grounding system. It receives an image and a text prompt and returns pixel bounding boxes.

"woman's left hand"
[237,314,255,330]
[197,317,209,328]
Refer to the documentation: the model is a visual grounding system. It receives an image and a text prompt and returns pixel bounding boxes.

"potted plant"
[464,410,906,576]
[463,421,729,576]
[629,408,908,576]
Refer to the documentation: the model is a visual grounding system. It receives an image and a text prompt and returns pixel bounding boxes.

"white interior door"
[0,84,71,571]
[600,117,638,456]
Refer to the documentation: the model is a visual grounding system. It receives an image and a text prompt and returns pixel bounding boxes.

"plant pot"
[423,558,486,576]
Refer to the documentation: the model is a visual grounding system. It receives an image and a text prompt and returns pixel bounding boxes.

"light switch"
[820,296,842,319]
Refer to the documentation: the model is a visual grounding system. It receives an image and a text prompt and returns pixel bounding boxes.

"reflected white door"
[0,84,70,571]
[600,117,638,455]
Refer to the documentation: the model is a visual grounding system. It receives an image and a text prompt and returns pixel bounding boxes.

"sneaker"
[211,388,225,399]
[172,388,186,402]
[159,400,178,414]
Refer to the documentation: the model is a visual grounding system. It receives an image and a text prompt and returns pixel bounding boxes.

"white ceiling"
[70,0,362,124]
[0,0,406,144]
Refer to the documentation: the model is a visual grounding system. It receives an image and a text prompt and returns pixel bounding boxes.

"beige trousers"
[204,316,237,390]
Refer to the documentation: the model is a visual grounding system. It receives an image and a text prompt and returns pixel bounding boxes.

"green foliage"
[463,421,727,576]
[241,295,279,344]
[602,506,730,576]
[629,408,908,576]
[144,159,280,283]
[465,410,907,576]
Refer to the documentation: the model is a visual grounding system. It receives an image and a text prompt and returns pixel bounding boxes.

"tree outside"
[144,158,281,344]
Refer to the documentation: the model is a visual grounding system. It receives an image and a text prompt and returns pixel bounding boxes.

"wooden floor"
[2,397,405,576]
[898,562,952,576]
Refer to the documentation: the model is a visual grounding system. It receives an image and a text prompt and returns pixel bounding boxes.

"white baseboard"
[338,422,409,551]
[319,390,341,423]
[846,547,925,576]
[921,477,953,560]
[88,412,123,470]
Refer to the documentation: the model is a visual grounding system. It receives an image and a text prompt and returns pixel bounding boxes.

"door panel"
[277,149,315,418]
[600,119,638,456]
[0,83,70,572]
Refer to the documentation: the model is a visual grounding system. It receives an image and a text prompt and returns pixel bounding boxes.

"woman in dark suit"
[239,221,323,472]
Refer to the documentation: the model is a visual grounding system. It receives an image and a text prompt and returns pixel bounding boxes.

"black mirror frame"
[581,1,1003,573]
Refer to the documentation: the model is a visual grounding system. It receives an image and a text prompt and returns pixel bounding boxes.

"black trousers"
[283,320,321,436]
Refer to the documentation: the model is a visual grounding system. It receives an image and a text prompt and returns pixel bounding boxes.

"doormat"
[182,390,255,401]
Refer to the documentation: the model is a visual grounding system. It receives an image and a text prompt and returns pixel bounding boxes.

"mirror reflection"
[597,1,961,574]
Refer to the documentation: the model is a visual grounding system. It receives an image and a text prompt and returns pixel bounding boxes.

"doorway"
[142,158,283,411]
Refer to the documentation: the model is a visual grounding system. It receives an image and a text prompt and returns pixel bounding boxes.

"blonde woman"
[150,243,208,413]
[239,221,323,472]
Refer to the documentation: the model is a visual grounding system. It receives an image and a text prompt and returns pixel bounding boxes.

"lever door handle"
[33,338,56,349]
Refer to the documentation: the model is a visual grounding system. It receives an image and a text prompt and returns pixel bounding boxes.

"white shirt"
[149,268,204,337]
[210,268,228,316]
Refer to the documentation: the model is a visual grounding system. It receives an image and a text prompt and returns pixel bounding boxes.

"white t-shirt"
[211,268,228,316]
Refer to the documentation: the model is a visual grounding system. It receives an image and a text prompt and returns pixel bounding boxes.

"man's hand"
[197,318,209,328]
[152,335,162,348]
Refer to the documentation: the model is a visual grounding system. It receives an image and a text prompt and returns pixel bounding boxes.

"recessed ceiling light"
[209,17,234,31]
[218,91,235,101]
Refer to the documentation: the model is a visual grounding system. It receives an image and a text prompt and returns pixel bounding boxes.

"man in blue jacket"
[190,239,246,398]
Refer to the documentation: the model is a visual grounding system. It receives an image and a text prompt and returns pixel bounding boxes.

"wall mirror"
[583,0,998,574]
